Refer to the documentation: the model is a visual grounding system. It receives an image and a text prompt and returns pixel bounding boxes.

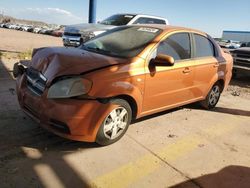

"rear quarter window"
[194,34,215,58]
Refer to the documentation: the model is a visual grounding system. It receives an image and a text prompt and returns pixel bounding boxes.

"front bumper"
[62,35,81,47]
[16,74,112,142]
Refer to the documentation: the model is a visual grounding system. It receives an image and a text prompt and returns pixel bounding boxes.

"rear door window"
[194,34,215,58]
[157,33,191,61]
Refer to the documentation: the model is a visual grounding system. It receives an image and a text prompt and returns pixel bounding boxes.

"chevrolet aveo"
[14,25,233,145]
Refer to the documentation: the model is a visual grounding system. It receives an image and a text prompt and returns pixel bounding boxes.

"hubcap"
[209,85,220,106]
[103,107,128,140]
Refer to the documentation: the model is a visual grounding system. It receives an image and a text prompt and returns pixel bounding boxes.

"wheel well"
[217,79,225,91]
[114,95,138,119]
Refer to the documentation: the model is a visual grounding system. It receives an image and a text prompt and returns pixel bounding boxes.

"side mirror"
[152,54,175,66]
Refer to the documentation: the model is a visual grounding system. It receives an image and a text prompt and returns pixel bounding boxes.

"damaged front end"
[14,46,131,142]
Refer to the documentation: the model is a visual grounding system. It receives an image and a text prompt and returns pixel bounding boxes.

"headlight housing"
[47,77,92,99]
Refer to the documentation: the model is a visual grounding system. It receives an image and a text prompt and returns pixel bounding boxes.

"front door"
[142,32,197,115]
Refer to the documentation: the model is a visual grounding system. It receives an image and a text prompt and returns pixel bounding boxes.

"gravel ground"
[226,76,250,100]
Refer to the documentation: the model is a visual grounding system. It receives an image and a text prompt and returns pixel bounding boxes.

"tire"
[232,69,237,78]
[96,99,132,146]
[200,83,221,110]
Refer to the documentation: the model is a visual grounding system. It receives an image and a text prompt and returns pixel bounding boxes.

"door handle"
[183,68,191,74]
[213,63,219,68]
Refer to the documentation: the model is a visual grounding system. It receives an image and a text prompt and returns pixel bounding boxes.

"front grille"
[236,53,250,59]
[49,119,70,134]
[234,50,250,68]
[64,32,81,37]
[234,60,250,68]
[26,68,47,96]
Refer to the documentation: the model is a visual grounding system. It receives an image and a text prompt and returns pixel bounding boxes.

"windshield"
[100,14,135,26]
[81,26,162,58]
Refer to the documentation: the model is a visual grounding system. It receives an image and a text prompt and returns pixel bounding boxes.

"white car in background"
[20,25,33,31]
[219,40,241,49]
[63,13,169,47]
[33,27,42,33]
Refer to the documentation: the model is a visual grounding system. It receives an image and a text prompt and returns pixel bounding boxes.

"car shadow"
[182,102,250,117]
[170,165,250,188]
[214,107,250,117]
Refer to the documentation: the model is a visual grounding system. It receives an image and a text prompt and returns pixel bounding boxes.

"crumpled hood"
[28,47,129,84]
[64,23,116,33]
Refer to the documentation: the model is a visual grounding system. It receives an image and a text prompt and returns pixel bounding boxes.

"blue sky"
[1,0,250,37]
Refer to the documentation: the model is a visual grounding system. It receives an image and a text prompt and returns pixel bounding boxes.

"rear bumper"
[16,74,112,142]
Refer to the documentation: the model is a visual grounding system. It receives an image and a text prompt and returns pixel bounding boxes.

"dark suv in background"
[231,42,250,77]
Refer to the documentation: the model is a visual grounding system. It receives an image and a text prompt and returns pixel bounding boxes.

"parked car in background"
[52,28,64,37]
[39,28,53,35]
[219,40,241,49]
[27,27,34,32]
[3,23,11,29]
[230,42,250,77]
[8,24,17,29]
[33,27,42,33]
[14,25,232,145]
[0,23,6,28]
[20,25,33,32]
[63,13,169,47]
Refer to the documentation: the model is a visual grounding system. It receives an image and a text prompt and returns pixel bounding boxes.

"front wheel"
[200,83,221,110]
[96,99,132,146]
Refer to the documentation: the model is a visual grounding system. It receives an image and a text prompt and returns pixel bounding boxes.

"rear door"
[191,33,219,98]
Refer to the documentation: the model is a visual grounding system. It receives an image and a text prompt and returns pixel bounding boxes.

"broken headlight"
[47,77,92,99]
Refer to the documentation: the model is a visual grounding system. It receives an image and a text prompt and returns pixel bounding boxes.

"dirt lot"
[0,29,250,188]
[0,28,62,52]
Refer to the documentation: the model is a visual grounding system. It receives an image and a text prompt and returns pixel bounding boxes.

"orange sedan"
[14,25,233,145]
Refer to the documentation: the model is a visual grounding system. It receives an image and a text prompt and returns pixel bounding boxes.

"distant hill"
[0,14,60,27]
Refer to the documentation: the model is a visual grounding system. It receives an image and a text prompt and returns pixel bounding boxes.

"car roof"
[130,24,207,35]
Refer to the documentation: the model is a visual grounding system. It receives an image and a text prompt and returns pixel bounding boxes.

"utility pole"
[88,0,97,23]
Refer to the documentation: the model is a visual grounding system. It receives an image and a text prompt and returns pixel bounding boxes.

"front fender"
[90,80,144,117]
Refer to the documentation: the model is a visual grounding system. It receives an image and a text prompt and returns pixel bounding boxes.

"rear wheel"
[200,83,221,110]
[96,99,132,146]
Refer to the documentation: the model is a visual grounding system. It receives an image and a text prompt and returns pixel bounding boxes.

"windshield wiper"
[85,46,113,54]
[82,46,124,58]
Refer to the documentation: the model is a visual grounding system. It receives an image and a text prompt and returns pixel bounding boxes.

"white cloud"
[3,7,86,25]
